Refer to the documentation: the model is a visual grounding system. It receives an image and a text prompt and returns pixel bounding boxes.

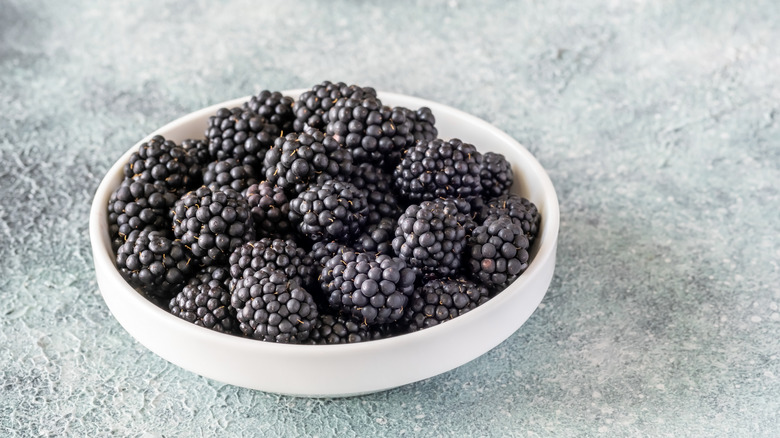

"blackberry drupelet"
[306,313,374,345]
[231,267,318,343]
[115,229,192,299]
[352,217,396,255]
[393,138,483,203]
[467,213,531,289]
[245,181,291,236]
[405,278,490,331]
[107,179,178,247]
[124,135,201,192]
[262,129,353,196]
[288,179,369,243]
[481,194,541,243]
[202,158,259,195]
[205,107,279,167]
[308,240,349,271]
[242,90,295,133]
[480,152,514,198]
[325,97,410,168]
[228,237,315,289]
[171,186,254,266]
[391,198,475,279]
[169,266,237,333]
[292,81,378,132]
[398,106,438,146]
[349,162,401,225]
[320,250,417,325]
[181,138,211,166]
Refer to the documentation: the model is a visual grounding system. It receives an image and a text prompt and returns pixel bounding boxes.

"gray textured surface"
[1,0,779,436]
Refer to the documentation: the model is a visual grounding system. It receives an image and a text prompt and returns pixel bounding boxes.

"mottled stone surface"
[1,0,778,436]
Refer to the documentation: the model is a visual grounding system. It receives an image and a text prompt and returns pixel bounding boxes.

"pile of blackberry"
[107,82,541,345]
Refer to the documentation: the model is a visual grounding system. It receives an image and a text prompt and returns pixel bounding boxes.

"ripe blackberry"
[262,129,353,196]
[292,81,378,132]
[308,240,350,271]
[398,106,438,145]
[353,217,396,255]
[231,267,318,343]
[349,162,401,225]
[325,97,410,168]
[481,194,541,243]
[393,138,483,203]
[306,313,374,345]
[171,186,254,266]
[320,250,417,325]
[288,179,369,243]
[115,229,192,299]
[107,179,178,246]
[242,90,295,133]
[169,267,237,334]
[405,278,490,331]
[181,138,211,166]
[391,198,475,279]
[228,237,315,289]
[245,181,291,236]
[123,135,201,192]
[205,107,279,167]
[202,158,259,194]
[480,152,514,198]
[467,213,531,289]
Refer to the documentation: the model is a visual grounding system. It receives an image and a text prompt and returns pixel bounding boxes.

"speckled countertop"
[1,0,778,436]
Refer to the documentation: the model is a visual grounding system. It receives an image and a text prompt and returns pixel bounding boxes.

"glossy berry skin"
[292,81,378,132]
[123,135,201,192]
[228,237,315,290]
[107,179,177,246]
[288,179,369,243]
[467,213,531,289]
[115,229,192,299]
[205,107,279,168]
[405,278,490,331]
[480,152,514,198]
[245,181,291,236]
[169,271,237,334]
[305,313,375,345]
[480,194,541,243]
[242,90,295,134]
[202,158,259,195]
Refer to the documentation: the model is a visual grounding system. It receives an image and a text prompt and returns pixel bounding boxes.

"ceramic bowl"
[89,90,560,397]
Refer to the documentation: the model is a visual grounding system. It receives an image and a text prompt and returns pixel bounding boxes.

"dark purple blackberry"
[288,179,369,243]
[202,158,259,195]
[228,237,315,289]
[398,106,438,146]
[305,313,374,345]
[169,267,237,334]
[262,129,353,196]
[391,198,475,279]
[231,267,318,343]
[325,97,410,168]
[123,135,201,192]
[245,181,291,236]
[481,194,541,243]
[480,152,514,198]
[205,107,279,167]
[115,229,192,299]
[349,162,401,225]
[292,81,378,132]
[181,138,211,166]
[467,213,531,289]
[320,250,417,325]
[171,186,254,266]
[308,240,350,272]
[405,278,489,331]
[242,90,295,133]
[353,217,396,255]
[393,138,483,203]
[108,179,178,247]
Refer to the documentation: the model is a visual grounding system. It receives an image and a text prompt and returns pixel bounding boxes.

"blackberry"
[262,129,353,196]
[353,217,396,255]
[393,138,483,203]
[398,106,438,145]
[169,267,237,333]
[405,278,490,331]
[242,90,295,133]
[481,194,541,243]
[124,135,201,192]
[320,250,417,325]
[245,181,291,236]
[467,213,531,289]
[391,198,475,279]
[306,313,374,345]
[292,81,378,132]
[171,186,254,266]
[202,158,259,194]
[205,107,279,167]
[107,179,178,246]
[308,240,350,272]
[349,162,401,225]
[181,138,211,166]
[231,267,318,343]
[115,229,191,299]
[325,97,410,168]
[228,237,315,289]
[480,152,514,198]
[288,179,369,243]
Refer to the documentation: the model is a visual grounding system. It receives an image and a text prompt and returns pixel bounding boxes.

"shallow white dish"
[90,90,560,397]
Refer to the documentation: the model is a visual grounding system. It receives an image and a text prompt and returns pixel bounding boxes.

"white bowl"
[90,90,560,397]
